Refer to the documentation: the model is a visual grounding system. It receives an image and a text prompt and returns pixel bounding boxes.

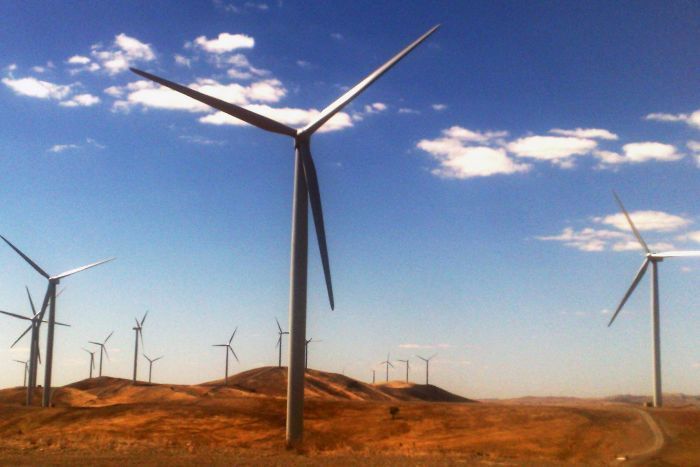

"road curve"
[619,408,665,464]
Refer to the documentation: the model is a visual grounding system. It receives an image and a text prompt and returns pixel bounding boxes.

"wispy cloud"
[48,138,105,153]
[645,109,700,130]
[189,33,255,54]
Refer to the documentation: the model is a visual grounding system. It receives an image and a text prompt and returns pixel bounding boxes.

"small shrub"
[389,406,399,420]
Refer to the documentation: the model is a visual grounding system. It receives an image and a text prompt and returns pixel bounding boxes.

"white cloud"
[595,210,691,232]
[417,127,529,179]
[67,55,91,65]
[179,135,226,146]
[330,33,343,41]
[31,66,46,73]
[549,128,618,140]
[174,54,191,68]
[192,33,254,54]
[677,231,700,243]
[432,103,447,111]
[363,102,387,114]
[90,33,155,75]
[59,93,100,107]
[48,144,80,153]
[645,109,700,130]
[536,227,629,252]
[620,142,682,163]
[398,107,420,114]
[507,135,597,166]
[688,140,700,153]
[2,76,72,100]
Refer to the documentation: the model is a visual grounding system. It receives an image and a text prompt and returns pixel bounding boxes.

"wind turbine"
[89,331,114,377]
[14,359,28,387]
[417,354,436,385]
[0,235,113,407]
[82,347,96,379]
[304,338,321,370]
[607,192,700,408]
[143,354,163,384]
[1,287,69,405]
[372,369,376,384]
[397,358,410,383]
[380,353,394,382]
[213,328,239,386]
[275,317,289,368]
[130,25,439,446]
[132,311,148,384]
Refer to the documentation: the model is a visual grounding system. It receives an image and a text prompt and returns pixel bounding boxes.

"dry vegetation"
[0,367,696,465]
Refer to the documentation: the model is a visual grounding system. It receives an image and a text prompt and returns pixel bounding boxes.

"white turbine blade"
[654,250,700,258]
[0,310,32,321]
[229,327,237,344]
[103,346,110,361]
[130,68,297,137]
[300,24,440,136]
[276,317,283,333]
[0,235,50,279]
[154,356,163,362]
[612,191,650,254]
[88,341,101,346]
[55,287,66,299]
[53,257,115,280]
[230,347,239,362]
[25,286,37,316]
[213,344,227,347]
[104,331,114,344]
[140,310,149,326]
[276,336,281,349]
[10,324,32,348]
[55,321,70,327]
[608,258,650,327]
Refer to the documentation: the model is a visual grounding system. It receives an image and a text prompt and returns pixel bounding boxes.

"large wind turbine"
[417,354,436,385]
[0,235,113,407]
[1,289,69,403]
[82,347,96,379]
[607,192,700,408]
[130,24,439,446]
[380,353,394,382]
[275,317,289,368]
[90,331,114,377]
[132,311,148,384]
[397,358,410,383]
[14,359,28,387]
[143,354,163,384]
[213,328,239,385]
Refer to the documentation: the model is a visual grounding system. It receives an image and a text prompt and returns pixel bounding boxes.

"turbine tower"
[89,331,114,377]
[213,328,239,385]
[14,359,28,387]
[130,24,439,446]
[132,311,148,384]
[607,192,700,408]
[397,358,410,383]
[82,347,96,379]
[0,235,113,407]
[275,317,289,368]
[380,353,394,382]
[304,338,321,370]
[372,369,376,384]
[1,287,69,405]
[143,354,163,384]
[417,354,436,385]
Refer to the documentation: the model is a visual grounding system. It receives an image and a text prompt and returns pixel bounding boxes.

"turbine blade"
[300,24,440,136]
[55,287,66,299]
[53,257,115,280]
[0,235,50,279]
[37,346,42,364]
[612,191,650,254]
[276,336,281,349]
[82,347,91,354]
[608,258,650,327]
[55,321,71,327]
[88,341,101,346]
[298,144,334,310]
[130,68,297,137]
[654,250,700,258]
[10,325,32,348]
[154,356,163,362]
[213,344,227,347]
[139,329,144,349]
[104,331,114,344]
[140,310,149,326]
[103,346,110,361]
[0,310,32,321]
[230,347,239,362]
[229,327,237,344]
[26,286,37,316]
[276,317,282,333]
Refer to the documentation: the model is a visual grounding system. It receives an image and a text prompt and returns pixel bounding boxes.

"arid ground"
[0,367,698,465]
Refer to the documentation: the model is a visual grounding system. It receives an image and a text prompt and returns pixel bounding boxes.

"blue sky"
[1,1,699,398]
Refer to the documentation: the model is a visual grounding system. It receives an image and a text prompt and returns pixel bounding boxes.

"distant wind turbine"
[397,359,410,383]
[130,24,439,447]
[143,354,163,384]
[132,311,148,384]
[14,359,28,387]
[0,235,113,407]
[380,353,394,382]
[82,347,96,379]
[213,328,239,385]
[0,286,69,405]
[372,369,376,384]
[607,192,700,408]
[304,338,321,370]
[275,317,289,368]
[417,354,436,385]
[89,331,114,377]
